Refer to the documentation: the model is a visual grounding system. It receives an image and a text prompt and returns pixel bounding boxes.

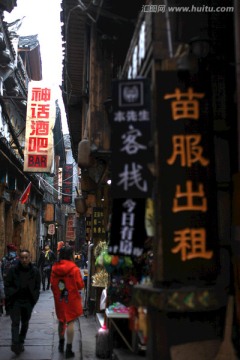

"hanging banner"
[62,164,73,204]
[108,198,147,257]
[156,71,218,282]
[111,78,154,198]
[24,81,56,172]
[66,214,75,241]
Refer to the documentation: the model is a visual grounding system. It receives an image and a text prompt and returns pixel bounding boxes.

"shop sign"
[43,203,54,222]
[108,198,147,256]
[66,214,75,241]
[111,78,153,198]
[92,207,105,238]
[48,223,55,235]
[24,81,56,173]
[156,71,218,282]
[62,164,73,204]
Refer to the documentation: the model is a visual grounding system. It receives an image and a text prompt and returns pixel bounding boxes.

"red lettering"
[28,137,48,152]
[28,155,47,168]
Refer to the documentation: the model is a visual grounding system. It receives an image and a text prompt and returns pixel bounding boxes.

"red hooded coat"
[50,260,84,323]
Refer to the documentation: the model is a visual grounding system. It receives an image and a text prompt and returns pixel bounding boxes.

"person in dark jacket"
[4,249,41,355]
[37,244,56,290]
[1,243,19,315]
[50,246,84,358]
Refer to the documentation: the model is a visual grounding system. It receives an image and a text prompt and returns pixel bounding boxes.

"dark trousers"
[3,278,11,315]
[41,266,51,290]
[9,301,33,345]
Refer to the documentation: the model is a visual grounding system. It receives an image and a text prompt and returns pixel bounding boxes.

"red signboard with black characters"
[62,164,73,204]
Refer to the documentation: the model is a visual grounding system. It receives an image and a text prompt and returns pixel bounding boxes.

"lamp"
[189,36,210,59]
[78,138,92,168]
[176,44,198,72]
[75,195,87,214]
[176,36,211,72]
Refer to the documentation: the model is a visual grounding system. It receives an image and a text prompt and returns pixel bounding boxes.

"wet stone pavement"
[0,290,99,360]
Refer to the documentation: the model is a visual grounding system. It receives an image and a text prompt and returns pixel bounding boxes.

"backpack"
[2,256,18,278]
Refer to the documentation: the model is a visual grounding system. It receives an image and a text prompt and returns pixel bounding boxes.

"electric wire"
[39,175,78,197]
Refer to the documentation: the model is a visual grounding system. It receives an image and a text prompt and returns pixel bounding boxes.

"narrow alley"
[0,289,99,360]
[0,0,239,358]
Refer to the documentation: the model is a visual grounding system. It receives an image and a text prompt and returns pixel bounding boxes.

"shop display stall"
[92,239,153,357]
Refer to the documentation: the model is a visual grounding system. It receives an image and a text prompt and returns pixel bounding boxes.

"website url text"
[141,5,234,13]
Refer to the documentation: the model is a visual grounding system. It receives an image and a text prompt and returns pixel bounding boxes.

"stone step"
[113,348,146,360]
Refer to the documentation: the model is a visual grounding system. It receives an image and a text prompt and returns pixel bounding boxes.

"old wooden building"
[0,0,67,261]
[61,0,239,358]
[0,3,44,261]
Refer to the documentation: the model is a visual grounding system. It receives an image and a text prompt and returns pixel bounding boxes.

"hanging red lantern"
[78,139,91,168]
[75,196,87,214]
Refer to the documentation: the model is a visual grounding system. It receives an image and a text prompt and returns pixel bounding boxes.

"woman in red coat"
[50,246,84,358]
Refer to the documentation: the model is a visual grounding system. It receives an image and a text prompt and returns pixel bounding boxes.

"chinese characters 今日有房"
[108,199,143,257]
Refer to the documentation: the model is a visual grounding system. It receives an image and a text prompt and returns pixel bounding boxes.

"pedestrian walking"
[0,260,5,315]
[50,245,84,358]
[37,244,56,290]
[1,243,19,315]
[57,241,65,259]
[4,249,41,355]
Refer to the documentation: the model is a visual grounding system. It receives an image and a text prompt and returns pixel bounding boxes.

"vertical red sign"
[62,164,73,204]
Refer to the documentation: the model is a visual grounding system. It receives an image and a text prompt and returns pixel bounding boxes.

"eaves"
[61,0,90,160]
